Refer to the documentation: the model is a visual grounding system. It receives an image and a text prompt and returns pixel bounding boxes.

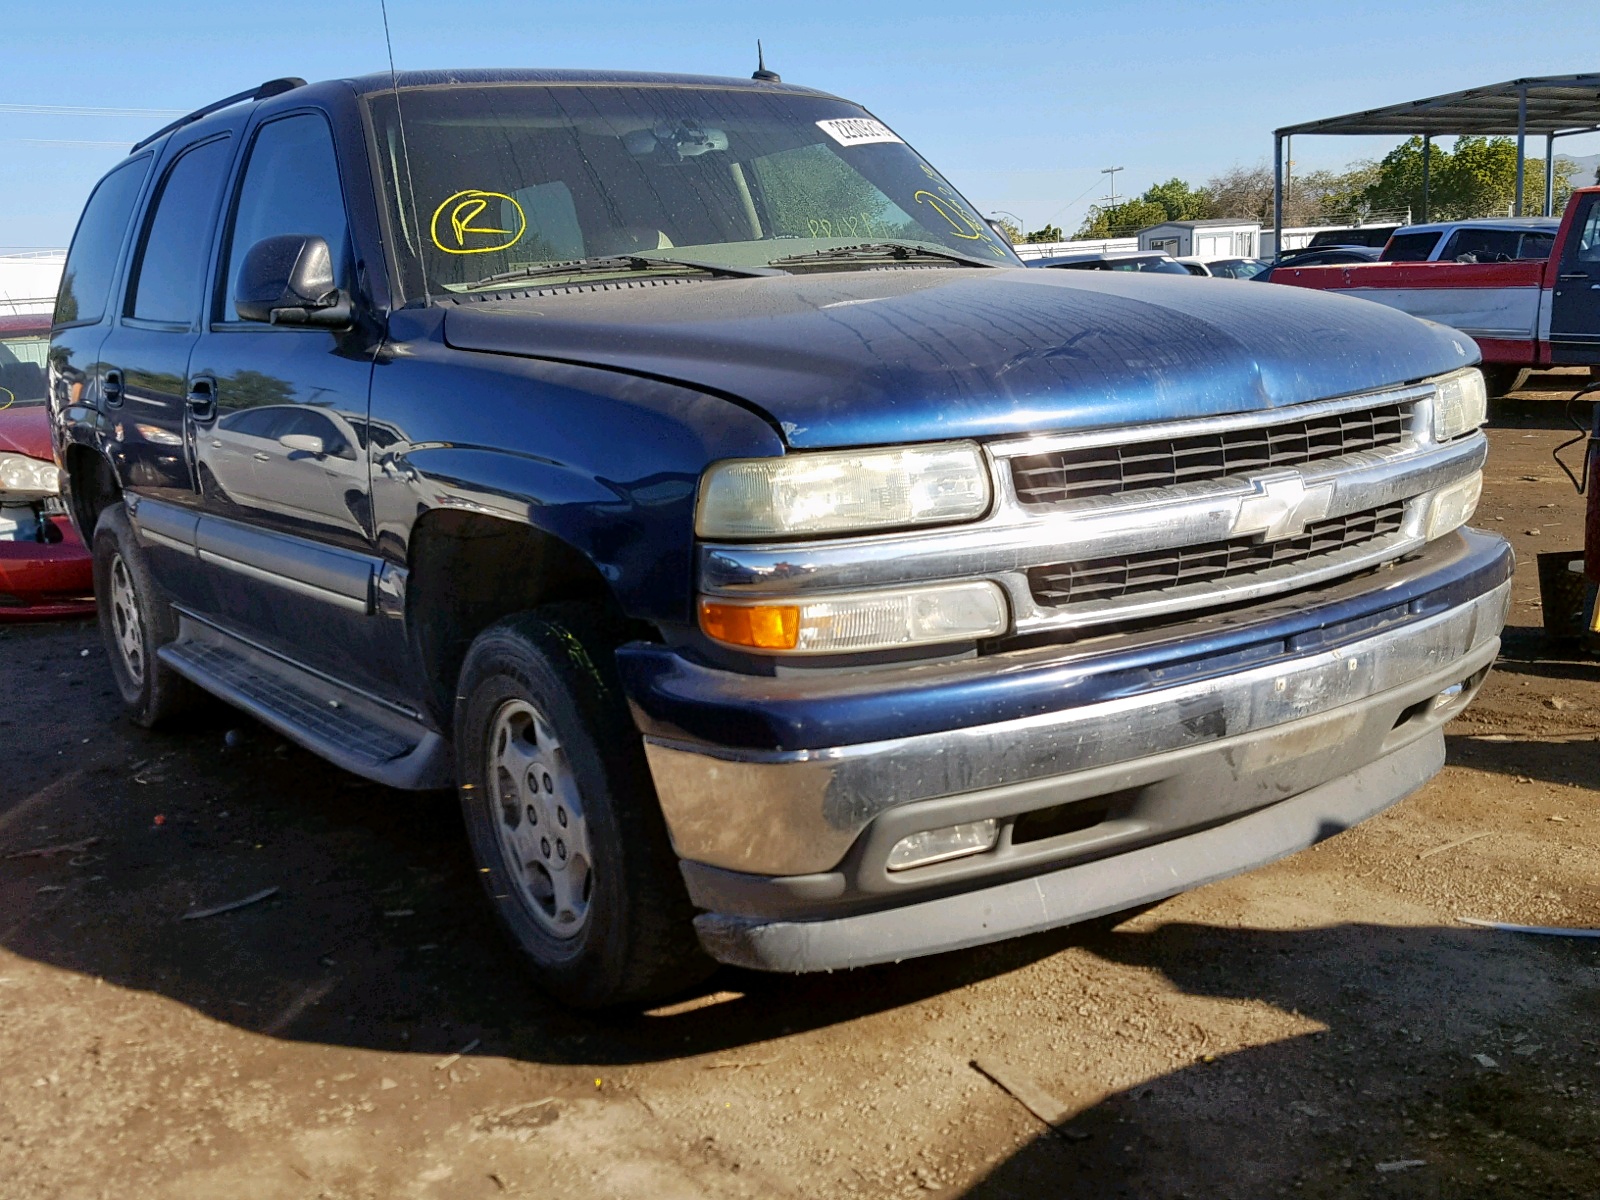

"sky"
[4,0,1598,250]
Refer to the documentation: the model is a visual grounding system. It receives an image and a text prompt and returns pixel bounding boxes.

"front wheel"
[454,606,711,1009]
[1481,364,1525,399]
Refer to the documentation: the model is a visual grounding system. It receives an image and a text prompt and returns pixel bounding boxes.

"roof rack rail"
[130,77,306,154]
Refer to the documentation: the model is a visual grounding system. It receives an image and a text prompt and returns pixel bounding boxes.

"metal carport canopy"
[1271,73,1600,242]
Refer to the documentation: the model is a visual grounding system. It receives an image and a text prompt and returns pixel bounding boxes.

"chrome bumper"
[644,576,1510,877]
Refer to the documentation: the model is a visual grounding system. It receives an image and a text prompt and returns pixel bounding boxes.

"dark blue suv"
[50,70,1509,1007]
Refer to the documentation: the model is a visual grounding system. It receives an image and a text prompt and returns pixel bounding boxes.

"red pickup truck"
[1275,187,1600,396]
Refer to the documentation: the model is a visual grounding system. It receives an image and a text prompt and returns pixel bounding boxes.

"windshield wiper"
[766,242,1003,270]
[460,254,783,291]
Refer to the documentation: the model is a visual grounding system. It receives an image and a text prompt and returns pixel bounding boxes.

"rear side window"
[1517,231,1555,260]
[220,114,351,322]
[1381,232,1441,262]
[53,155,150,326]
[1441,228,1521,262]
[127,137,234,325]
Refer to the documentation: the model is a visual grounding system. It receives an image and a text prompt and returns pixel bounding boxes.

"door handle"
[1559,272,1590,281]
[186,375,216,421]
[102,368,123,407]
[253,452,271,462]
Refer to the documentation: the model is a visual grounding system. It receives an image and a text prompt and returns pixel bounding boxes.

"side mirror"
[278,433,325,456]
[235,235,352,328]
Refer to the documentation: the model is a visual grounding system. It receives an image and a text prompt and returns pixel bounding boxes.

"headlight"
[0,452,61,501]
[699,581,1008,654]
[1433,369,1487,443]
[695,442,990,539]
[1424,471,1482,540]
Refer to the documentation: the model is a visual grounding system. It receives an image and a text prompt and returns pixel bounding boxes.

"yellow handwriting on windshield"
[430,190,527,255]
[912,191,986,241]
[0,386,13,411]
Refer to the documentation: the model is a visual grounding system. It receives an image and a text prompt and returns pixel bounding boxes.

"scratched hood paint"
[442,267,1476,449]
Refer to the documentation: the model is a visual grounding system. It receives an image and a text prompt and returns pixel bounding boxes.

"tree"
[1075,177,1212,237]
[1362,136,1575,221]
[989,217,1022,244]
[1143,177,1213,222]
[1075,198,1167,238]
[1204,165,1274,224]
[1022,223,1063,243]
[1203,162,1381,226]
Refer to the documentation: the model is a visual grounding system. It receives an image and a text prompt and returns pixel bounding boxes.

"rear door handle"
[102,368,123,406]
[1559,272,1590,281]
[186,375,216,421]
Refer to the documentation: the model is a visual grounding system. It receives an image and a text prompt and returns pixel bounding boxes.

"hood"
[0,406,51,460]
[443,268,1477,449]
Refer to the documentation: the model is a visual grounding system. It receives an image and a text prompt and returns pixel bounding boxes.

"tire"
[1481,364,1524,400]
[454,605,712,1009]
[92,503,197,728]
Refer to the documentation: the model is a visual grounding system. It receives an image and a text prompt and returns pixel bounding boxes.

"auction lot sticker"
[816,118,903,147]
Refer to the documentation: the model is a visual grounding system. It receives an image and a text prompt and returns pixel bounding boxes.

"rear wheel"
[455,606,711,1009]
[92,504,196,728]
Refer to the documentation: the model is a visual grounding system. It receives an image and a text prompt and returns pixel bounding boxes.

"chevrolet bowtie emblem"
[1232,471,1335,542]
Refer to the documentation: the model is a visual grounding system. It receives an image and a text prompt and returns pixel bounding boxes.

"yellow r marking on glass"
[0,386,13,411]
[430,190,527,255]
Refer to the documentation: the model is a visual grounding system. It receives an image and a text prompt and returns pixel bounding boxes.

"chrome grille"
[1010,403,1412,507]
[1027,502,1406,608]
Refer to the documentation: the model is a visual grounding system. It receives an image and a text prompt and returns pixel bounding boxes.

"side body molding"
[128,494,379,613]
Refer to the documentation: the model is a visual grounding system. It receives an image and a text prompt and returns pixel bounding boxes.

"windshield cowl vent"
[439,275,714,304]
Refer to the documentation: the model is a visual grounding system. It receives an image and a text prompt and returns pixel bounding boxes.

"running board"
[159,617,453,790]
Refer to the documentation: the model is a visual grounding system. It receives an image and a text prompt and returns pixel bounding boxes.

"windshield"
[1106,257,1188,275]
[0,333,48,409]
[366,84,1019,297]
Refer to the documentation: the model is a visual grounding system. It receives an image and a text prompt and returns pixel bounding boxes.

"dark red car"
[0,313,93,618]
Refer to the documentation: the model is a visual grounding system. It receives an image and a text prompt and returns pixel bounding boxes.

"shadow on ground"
[958,922,1600,1199]
[1487,388,1593,434]
[0,620,1091,1067]
[4,623,1599,1199]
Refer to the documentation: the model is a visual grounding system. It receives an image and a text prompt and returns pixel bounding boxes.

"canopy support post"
[1272,133,1283,258]
[1421,135,1431,223]
[1544,132,1556,215]
[1515,86,1527,216]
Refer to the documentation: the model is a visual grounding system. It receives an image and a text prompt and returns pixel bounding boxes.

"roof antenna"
[752,40,780,83]
[379,0,430,305]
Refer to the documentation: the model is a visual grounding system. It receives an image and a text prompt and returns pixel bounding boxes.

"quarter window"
[54,155,151,326]
[127,138,234,325]
[220,114,351,322]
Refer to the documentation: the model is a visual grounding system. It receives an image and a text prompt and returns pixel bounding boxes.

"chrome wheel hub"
[489,699,592,939]
[109,553,145,686]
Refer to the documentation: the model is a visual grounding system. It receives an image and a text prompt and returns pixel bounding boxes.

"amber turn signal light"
[699,600,800,650]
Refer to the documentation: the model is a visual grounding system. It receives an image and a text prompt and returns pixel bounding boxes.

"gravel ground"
[1,376,1597,1200]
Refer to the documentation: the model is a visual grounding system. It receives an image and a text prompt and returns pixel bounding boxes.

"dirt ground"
[2,375,1598,1200]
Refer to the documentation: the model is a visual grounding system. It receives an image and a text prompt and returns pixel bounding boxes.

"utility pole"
[1100,166,1124,206]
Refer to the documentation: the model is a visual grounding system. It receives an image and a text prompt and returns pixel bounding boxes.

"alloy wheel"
[108,553,145,686]
[488,698,593,939]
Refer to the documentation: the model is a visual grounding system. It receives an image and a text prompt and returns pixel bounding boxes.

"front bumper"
[0,516,95,620]
[619,530,1511,971]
